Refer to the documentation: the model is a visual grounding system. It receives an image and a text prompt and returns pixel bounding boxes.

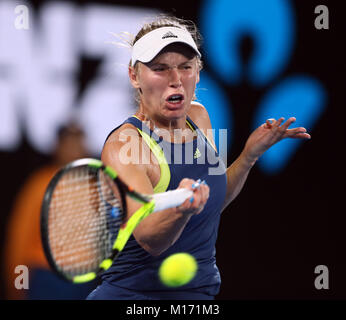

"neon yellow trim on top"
[137,129,170,193]
[185,119,195,132]
[131,115,170,193]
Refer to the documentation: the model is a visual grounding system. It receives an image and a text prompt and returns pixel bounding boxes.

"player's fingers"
[177,199,193,215]
[280,117,296,131]
[265,118,275,128]
[290,132,311,139]
[285,127,311,139]
[191,179,201,190]
[273,117,285,128]
[286,126,305,135]
[189,181,210,214]
[179,179,199,196]
[177,178,204,212]
[178,178,195,189]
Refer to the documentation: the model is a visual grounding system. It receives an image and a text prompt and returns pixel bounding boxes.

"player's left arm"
[189,105,311,213]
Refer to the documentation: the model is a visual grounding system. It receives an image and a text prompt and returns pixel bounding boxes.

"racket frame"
[40,158,130,283]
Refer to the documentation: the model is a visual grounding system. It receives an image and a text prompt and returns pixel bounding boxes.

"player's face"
[130,45,200,122]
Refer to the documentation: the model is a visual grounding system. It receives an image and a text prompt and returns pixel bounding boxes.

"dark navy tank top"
[101,115,227,297]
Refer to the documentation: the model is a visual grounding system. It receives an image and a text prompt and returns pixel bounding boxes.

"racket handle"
[152,188,193,212]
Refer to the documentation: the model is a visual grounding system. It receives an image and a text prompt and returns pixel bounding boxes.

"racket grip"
[152,188,193,212]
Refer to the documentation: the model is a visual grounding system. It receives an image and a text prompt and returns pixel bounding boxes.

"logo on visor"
[162,31,178,39]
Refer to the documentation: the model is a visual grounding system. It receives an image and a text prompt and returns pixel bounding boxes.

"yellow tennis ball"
[159,253,198,287]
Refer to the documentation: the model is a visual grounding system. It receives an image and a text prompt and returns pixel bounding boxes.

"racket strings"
[48,167,124,277]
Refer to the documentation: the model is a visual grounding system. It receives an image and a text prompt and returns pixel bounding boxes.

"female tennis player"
[86,16,310,300]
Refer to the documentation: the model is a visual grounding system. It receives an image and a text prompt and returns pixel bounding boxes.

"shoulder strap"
[186,116,217,153]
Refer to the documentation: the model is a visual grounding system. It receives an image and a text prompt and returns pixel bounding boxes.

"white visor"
[131,26,201,67]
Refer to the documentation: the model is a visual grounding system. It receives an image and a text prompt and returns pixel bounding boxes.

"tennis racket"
[41,158,194,284]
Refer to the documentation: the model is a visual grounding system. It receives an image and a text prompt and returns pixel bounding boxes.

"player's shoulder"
[105,122,141,145]
[101,121,148,173]
[188,101,212,130]
[189,100,207,112]
[102,122,142,159]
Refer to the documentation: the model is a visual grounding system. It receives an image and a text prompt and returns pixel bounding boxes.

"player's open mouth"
[166,94,184,105]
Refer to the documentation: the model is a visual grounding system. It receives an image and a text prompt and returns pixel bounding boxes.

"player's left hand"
[242,117,311,163]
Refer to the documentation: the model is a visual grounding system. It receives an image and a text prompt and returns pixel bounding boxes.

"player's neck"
[135,110,187,132]
[135,109,195,143]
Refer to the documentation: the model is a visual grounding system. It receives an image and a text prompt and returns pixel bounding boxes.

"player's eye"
[179,64,193,71]
[151,65,167,72]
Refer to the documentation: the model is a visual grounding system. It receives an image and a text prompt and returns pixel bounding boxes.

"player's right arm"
[102,124,209,256]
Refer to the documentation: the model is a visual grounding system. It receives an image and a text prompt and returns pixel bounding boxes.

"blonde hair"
[129,15,203,104]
